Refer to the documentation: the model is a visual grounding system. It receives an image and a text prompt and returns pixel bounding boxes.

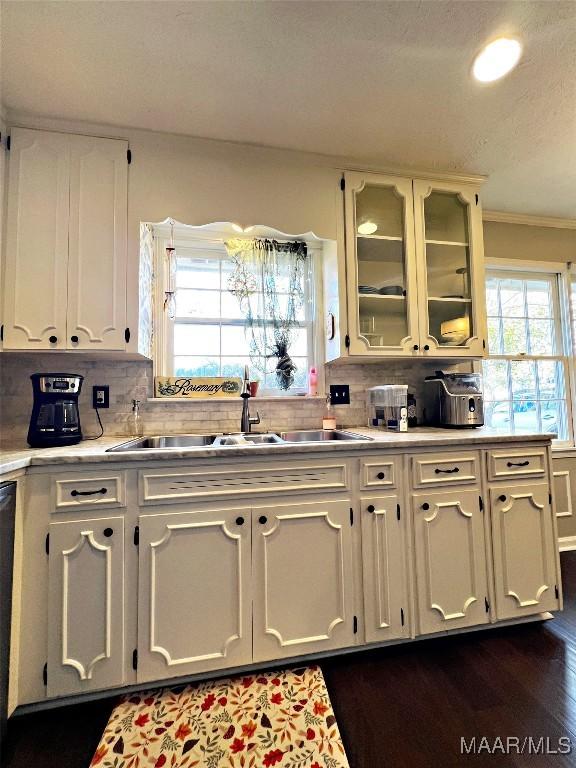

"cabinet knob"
[422,502,430,510]
[49,335,57,344]
[413,344,419,351]
[103,528,113,537]
[70,335,79,343]
[367,505,375,513]
[499,494,507,502]
[235,516,244,526]
[376,472,385,480]
[258,515,267,525]
[423,344,430,351]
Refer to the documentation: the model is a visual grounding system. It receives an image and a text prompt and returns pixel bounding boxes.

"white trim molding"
[553,470,573,519]
[559,536,576,552]
[483,211,576,230]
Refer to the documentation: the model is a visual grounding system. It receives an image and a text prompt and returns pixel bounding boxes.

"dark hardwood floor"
[6,552,576,768]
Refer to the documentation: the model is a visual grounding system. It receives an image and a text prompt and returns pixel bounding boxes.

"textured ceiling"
[1,1,575,217]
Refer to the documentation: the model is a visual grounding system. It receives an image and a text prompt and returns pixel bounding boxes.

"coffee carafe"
[27,374,84,447]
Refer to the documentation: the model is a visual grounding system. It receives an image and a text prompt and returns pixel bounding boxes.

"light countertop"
[0,427,553,476]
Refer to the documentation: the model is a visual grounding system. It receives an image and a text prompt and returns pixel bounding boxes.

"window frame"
[153,230,324,397]
[484,258,574,447]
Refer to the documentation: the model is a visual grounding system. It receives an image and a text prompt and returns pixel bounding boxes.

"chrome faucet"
[240,365,260,433]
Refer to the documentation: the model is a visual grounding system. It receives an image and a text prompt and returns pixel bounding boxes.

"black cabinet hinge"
[475,193,479,205]
[124,327,131,343]
[555,585,559,600]
[42,663,47,686]
[127,149,132,164]
[6,135,10,151]
[349,508,354,526]
[479,496,484,512]
[400,608,405,626]
[134,525,140,546]
[0,324,3,342]
[45,533,50,555]
[396,504,401,521]
[132,648,138,670]
[484,596,490,613]
[340,177,345,191]
[353,615,358,634]
[344,334,350,349]
[549,492,553,505]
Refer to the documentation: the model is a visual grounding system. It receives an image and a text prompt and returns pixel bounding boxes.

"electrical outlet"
[330,384,350,405]
[92,385,110,409]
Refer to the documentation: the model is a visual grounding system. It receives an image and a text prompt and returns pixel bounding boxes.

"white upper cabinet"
[340,171,487,359]
[67,135,127,349]
[3,128,128,351]
[3,128,70,349]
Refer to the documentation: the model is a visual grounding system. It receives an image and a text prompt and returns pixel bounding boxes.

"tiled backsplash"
[0,353,465,442]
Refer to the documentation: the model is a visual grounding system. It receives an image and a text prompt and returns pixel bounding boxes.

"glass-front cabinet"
[344,173,419,355]
[343,172,486,359]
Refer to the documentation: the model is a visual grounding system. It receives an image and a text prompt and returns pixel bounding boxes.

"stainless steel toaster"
[423,371,484,428]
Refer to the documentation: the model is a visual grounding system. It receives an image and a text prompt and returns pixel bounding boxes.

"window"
[483,269,570,441]
[165,241,316,394]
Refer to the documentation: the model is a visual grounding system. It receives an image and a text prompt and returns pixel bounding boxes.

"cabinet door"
[67,135,128,349]
[3,128,69,349]
[490,484,560,620]
[344,172,420,356]
[253,498,355,661]
[413,489,489,635]
[137,508,252,682]
[413,179,486,358]
[361,495,409,643]
[47,517,125,697]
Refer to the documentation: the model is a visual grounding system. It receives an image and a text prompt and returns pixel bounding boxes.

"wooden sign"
[154,377,242,398]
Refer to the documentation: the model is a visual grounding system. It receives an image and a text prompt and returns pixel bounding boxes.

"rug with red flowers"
[90,665,349,768]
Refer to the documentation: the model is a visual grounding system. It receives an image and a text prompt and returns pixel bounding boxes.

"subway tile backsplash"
[0,354,465,442]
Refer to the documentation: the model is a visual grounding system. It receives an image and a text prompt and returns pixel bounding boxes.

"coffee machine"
[423,371,484,428]
[27,374,84,447]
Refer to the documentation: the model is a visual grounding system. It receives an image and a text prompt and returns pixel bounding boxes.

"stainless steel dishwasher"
[0,481,16,764]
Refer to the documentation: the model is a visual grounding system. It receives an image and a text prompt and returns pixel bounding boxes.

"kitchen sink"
[279,430,371,442]
[107,434,219,451]
[213,433,284,446]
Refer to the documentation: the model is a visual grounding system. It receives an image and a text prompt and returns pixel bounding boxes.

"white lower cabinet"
[361,495,410,642]
[137,508,252,682]
[490,483,560,620]
[252,498,355,661]
[412,488,490,635]
[47,517,125,697]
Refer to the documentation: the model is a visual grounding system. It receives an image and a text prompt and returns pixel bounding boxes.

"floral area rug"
[90,665,349,768]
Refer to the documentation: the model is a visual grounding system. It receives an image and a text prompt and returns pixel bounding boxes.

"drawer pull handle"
[376,472,385,480]
[499,494,507,502]
[71,488,108,497]
[422,502,430,510]
[507,460,529,468]
[259,515,267,525]
[103,528,113,537]
[367,505,375,513]
[434,467,460,474]
[235,516,245,526]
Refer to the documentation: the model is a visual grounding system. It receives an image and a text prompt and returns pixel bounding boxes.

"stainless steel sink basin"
[279,430,371,442]
[107,434,219,451]
[213,433,284,446]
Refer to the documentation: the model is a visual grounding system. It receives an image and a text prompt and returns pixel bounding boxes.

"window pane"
[485,401,512,432]
[487,318,502,355]
[528,319,555,355]
[502,318,527,354]
[221,326,252,356]
[510,360,536,400]
[176,257,220,289]
[263,357,308,390]
[483,359,509,402]
[221,357,252,377]
[174,357,220,376]
[221,290,251,320]
[526,279,552,318]
[486,279,499,316]
[537,360,565,400]
[511,403,539,435]
[540,400,566,439]
[500,279,524,317]
[176,289,220,318]
[174,324,220,356]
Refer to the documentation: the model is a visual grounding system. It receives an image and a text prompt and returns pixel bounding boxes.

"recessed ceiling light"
[358,221,378,235]
[473,38,522,83]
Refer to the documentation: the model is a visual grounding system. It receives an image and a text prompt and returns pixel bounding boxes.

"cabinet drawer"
[360,458,398,490]
[53,473,126,511]
[487,449,547,481]
[411,452,479,488]
[139,462,348,505]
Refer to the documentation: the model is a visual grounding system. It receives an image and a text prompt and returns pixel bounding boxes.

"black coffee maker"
[27,374,84,447]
